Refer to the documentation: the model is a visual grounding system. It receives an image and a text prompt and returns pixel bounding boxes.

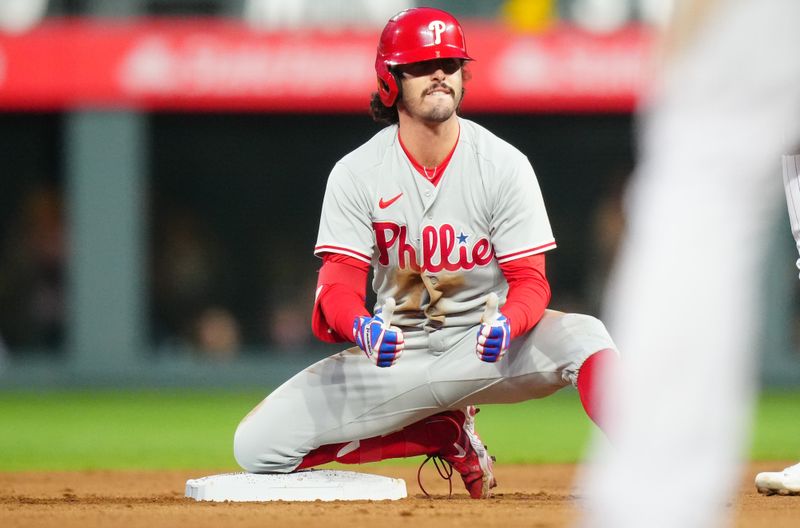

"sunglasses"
[396,58,463,78]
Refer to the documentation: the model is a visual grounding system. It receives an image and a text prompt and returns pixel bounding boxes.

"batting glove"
[353,313,404,368]
[476,314,511,362]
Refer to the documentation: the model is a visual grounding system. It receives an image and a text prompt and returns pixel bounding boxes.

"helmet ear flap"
[376,62,400,106]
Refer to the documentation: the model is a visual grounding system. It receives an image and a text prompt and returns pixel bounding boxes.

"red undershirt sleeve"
[311,253,370,343]
[498,254,551,339]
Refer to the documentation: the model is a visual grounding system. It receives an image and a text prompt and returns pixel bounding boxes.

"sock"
[296,411,462,471]
[576,348,618,431]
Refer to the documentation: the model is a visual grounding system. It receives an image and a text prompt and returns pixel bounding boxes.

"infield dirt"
[1,462,798,528]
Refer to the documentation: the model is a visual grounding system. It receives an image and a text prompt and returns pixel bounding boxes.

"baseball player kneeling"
[233,7,619,499]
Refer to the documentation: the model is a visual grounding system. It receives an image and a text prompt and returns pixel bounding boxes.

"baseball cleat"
[418,406,497,499]
[450,405,497,499]
[755,462,800,496]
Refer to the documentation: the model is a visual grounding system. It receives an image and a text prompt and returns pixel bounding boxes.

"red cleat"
[418,406,497,499]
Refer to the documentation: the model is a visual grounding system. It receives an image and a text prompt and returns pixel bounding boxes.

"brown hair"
[369,91,400,125]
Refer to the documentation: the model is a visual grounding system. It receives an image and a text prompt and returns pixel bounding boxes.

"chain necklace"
[422,165,438,181]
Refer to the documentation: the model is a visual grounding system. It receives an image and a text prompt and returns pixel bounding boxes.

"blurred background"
[0,0,797,389]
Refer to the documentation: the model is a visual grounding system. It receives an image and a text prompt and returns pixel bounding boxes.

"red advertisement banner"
[0,19,654,112]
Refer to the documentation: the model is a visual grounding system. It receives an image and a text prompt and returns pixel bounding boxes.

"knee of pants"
[560,313,616,347]
[560,312,599,329]
[233,418,298,474]
[554,313,618,385]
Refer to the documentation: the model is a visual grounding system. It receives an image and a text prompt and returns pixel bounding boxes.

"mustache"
[422,83,455,98]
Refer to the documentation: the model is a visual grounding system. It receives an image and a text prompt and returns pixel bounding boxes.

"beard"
[402,83,462,123]
[423,100,456,122]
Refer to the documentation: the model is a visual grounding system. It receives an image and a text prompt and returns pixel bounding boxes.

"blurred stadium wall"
[0,0,797,388]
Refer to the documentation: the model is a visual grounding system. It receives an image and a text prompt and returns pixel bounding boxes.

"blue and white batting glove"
[353,313,404,368]
[476,314,511,362]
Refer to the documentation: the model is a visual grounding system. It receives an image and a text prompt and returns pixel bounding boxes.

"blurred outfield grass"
[0,389,798,472]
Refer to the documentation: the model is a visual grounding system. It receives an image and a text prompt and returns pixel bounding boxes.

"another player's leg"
[755,462,800,496]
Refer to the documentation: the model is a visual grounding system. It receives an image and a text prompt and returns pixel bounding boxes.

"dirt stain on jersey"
[390,269,465,325]
[393,269,426,312]
[421,273,465,325]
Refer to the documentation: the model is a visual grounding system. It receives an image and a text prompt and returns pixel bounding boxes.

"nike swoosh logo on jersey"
[378,192,403,209]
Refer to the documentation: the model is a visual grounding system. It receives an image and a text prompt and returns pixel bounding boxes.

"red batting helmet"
[375,7,474,106]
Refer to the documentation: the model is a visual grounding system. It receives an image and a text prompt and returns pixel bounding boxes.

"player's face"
[396,58,464,124]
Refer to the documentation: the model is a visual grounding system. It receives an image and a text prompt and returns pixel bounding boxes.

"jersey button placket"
[419,188,437,247]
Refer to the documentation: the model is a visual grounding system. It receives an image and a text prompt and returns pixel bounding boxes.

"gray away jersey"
[315,117,555,349]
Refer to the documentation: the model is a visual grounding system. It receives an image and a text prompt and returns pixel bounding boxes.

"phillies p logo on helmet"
[428,20,446,45]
